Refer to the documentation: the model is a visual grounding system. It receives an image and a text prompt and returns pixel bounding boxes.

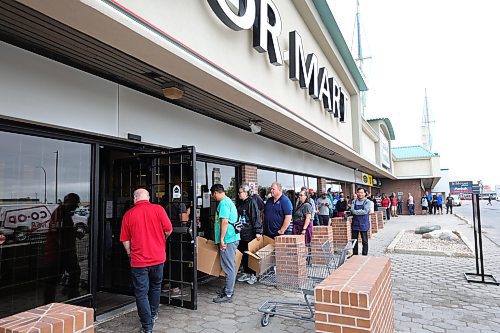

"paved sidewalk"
[96,213,500,332]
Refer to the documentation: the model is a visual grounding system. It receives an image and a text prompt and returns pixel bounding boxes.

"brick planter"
[275,235,307,289]
[314,256,394,333]
[0,303,94,333]
[330,217,351,248]
[369,213,379,234]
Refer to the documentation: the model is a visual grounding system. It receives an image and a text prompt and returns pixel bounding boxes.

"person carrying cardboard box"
[210,184,240,303]
[236,185,263,285]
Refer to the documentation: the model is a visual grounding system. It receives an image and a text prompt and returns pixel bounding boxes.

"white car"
[450,195,462,206]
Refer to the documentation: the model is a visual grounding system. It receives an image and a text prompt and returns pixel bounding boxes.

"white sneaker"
[247,275,257,285]
[238,273,250,282]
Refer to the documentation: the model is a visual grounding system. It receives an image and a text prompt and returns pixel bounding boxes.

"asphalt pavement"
[454,200,500,246]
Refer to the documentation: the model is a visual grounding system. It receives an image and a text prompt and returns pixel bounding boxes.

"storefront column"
[241,165,257,188]
[318,178,327,194]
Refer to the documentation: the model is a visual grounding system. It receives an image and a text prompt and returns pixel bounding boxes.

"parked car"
[450,195,462,206]
[72,207,90,236]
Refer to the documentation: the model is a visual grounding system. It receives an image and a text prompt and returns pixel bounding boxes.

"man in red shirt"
[120,188,172,333]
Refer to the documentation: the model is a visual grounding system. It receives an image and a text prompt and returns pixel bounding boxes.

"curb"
[386,230,405,253]
[454,213,471,225]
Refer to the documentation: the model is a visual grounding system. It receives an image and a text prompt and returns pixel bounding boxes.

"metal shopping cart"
[257,239,356,327]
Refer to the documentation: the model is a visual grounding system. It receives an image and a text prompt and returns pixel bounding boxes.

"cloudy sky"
[329,0,500,187]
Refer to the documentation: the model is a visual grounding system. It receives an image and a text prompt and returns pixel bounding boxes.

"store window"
[257,169,276,200]
[277,172,295,203]
[294,175,306,192]
[308,177,318,192]
[0,131,91,317]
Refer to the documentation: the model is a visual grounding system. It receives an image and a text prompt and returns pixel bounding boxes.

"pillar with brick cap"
[275,235,307,289]
[330,217,351,248]
[369,212,379,234]
[376,211,384,229]
[314,256,395,333]
[311,226,333,265]
[0,303,94,333]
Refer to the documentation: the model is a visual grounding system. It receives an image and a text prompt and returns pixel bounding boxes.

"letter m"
[289,31,319,98]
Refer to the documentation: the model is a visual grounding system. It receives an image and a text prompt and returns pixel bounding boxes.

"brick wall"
[241,165,258,186]
[381,178,423,215]
[330,217,351,248]
[0,303,94,333]
[311,226,334,265]
[314,256,394,333]
[275,235,307,289]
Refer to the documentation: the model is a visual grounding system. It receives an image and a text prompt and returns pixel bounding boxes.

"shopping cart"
[257,239,356,327]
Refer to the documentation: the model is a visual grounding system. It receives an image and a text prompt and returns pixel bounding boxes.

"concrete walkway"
[96,213,500,332]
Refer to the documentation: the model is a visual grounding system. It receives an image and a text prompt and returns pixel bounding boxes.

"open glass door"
[108,146,197,310]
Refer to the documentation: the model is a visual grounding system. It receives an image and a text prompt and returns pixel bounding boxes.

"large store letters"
[207,0,346,122]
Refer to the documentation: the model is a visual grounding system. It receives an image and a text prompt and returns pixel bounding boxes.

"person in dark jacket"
[350,188,371,256]
[236,185,263,285]
[335,192,348,217]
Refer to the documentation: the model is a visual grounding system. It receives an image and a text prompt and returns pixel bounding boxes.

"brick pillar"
[369,213,379,234]
[314,256,394,333]
[318,178,327,194]
[330,217,351,248]
[241,165,258,189]
[275,235,307,289]
[0,303,94,333]
[311,226,333,265]
[376,211,384,229]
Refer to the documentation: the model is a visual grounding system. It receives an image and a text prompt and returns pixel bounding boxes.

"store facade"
[0,0,395,317]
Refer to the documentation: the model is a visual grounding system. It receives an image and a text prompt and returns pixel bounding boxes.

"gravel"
[394,230,473,256]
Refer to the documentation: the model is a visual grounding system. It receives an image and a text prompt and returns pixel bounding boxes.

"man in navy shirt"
[263,182,293,238]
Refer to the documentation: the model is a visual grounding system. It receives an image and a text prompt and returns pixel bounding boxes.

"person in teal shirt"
[210,184,240,303]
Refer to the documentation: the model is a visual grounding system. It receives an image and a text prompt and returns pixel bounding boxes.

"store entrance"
[96,146,197,314]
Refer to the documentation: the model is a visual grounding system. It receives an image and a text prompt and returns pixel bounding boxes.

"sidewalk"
[96,213,500,333]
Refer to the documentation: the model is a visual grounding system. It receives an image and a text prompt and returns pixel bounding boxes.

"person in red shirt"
[120,189,172,333]
[381,193,391,221]
[390,192,398,217]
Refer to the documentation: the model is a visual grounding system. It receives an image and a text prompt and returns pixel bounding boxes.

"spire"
[351,0,371,116]
[421,88,434,151]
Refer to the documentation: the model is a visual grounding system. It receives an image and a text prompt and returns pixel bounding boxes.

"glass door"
[102,146,197,310]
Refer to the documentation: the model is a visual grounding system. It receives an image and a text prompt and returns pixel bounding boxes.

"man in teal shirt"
[210,184,240,303]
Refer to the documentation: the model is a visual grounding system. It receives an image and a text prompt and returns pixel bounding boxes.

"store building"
[0,0,396,317]
[382,145,441,215]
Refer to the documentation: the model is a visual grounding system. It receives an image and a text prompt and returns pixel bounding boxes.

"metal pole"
[475,194,486,282]
[54,151,59,203]
[36,166,47,204]
[471,194,479,275]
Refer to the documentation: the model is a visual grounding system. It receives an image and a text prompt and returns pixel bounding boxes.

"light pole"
[36,166,47,203]
[54,151,59,203]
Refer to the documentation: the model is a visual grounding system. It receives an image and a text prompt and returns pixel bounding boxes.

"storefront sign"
[207,0,347,121]
[449,181,473,194]
[361,173,373,186]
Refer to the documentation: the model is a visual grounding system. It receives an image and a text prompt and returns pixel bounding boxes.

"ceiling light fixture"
[162,82,184,100]
[249,120,262,134]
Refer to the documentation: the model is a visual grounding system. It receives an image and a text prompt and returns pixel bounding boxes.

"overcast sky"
[329,0,500,187]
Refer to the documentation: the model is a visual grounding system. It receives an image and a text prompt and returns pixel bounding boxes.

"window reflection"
[0,131,91,317]
[257,169,276,201]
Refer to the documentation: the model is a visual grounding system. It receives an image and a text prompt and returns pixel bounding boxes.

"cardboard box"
[196,236,243,277]
[245,236,275,274]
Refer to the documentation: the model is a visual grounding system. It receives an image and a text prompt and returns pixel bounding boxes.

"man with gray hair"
[263,182,293,238]
[120,188,173,333]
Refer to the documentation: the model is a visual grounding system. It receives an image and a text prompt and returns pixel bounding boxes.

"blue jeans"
[131,263,164,331]
[220,241,239,296]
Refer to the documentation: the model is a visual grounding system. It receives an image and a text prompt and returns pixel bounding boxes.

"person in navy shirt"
[263,182,293,238]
